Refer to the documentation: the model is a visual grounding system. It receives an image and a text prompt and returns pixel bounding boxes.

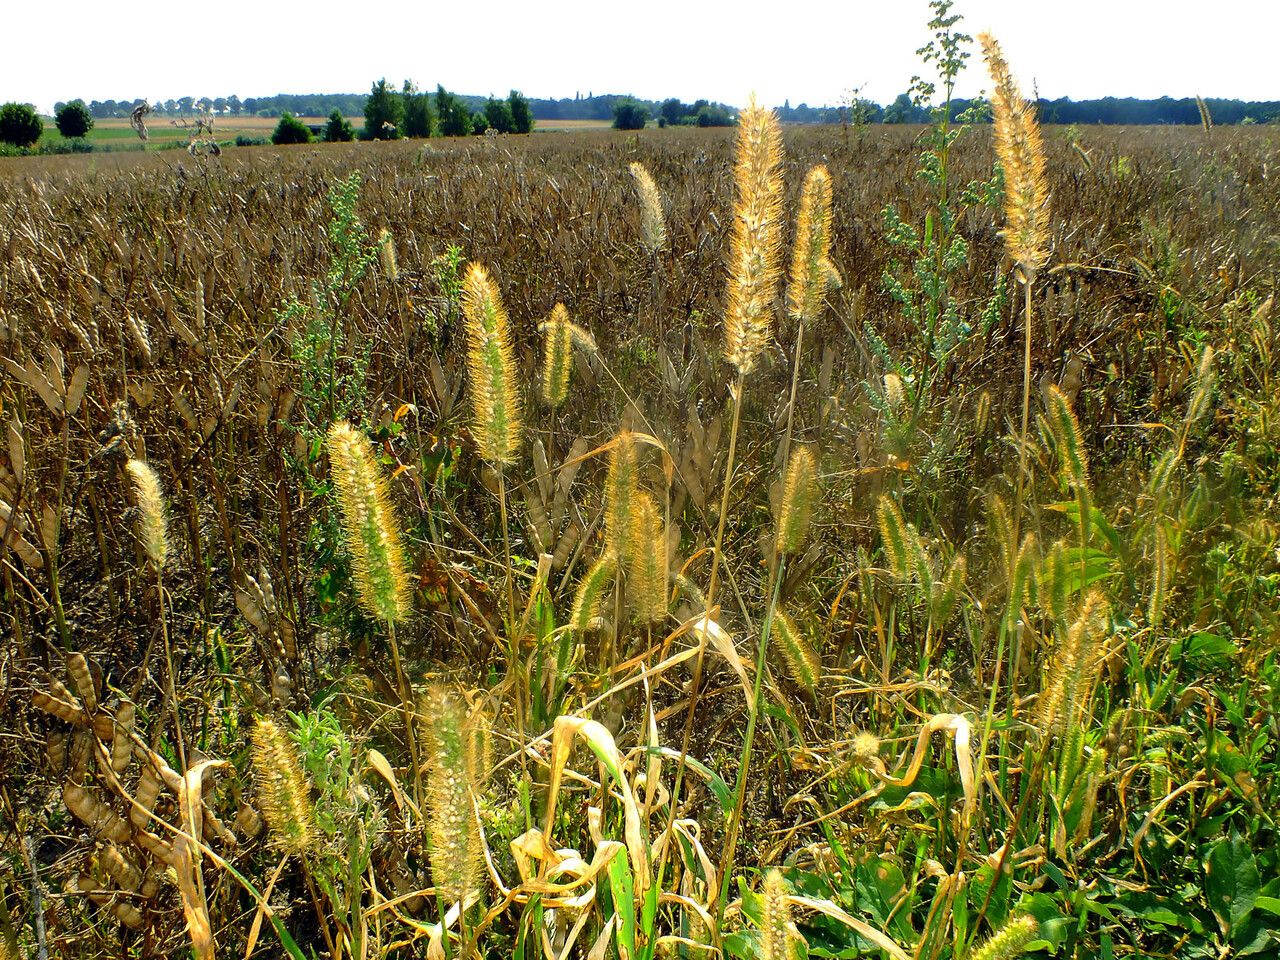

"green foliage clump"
[324,108,354,142]
[402,82,433,138]
[0,102,43,148]
[54,99,93,138]
[484,97,515,134]
[272,112,313,145]
[362,78,403,140]
[508,89,534,133]
[435,85,472,137]
[612,98,649,130]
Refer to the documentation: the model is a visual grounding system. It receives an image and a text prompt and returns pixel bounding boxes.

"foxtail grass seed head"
[884,373,907,413]
[759,869,793,960]
[724,94,785,376]
[776,445,818,555]
[538,303,574,408]
[629,162,667,254]
[772,608,821,694]
[604,430,638,563]
[571,552,617,633]
[377,228,398,281]
[877,495,913,582]
[326,422,412,625]
[969,914,1039,960]
[931,553,967,626]
[852,730,881,763]
[1044,385,1088,493]
[125,459,169,569]
[461,262,524,464]
[787,164,840,325]
[981,33,1050,276]
[422,685,482,907]
[627,493,668,624]
[249,718,317,857]
[1038,591,1109,735]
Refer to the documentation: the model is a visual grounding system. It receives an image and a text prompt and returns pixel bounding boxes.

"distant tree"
[55,100,93,138]
[484,97,514,133]
[271,112,313,145]
[695,103,734,127]
[612,99,649,130]
[883,92,929,124]
[324,108,355,142]
[363,78,403,140]
[471,112,489,135]
[178,96,195,113]
[508,89,534,133]
[227,95,242,116]
[402,82,434,137]
[213,97,228,114]
[659,98,686,126]
[0,103,43,148]
[242,97,258,115]
[435,86,471,137]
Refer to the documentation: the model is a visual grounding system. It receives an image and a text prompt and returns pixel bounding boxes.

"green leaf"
[1205,834,1260,936]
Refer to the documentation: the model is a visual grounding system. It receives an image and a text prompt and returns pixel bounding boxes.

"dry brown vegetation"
[0,113,1278,960]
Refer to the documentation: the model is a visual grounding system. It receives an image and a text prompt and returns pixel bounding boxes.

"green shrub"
[484,97,514,134]
[324,109,355,143]
[508,89,534,134]
[272,112,313,145]
[55,100,93,138]
[612,99,649,131]
[0,102,42,148]
[235,134,269,147]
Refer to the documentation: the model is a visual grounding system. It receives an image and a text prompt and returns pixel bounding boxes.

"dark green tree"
[0,103,43,148]
[484,97,514,133]
[363,78,403,140]
[402,82,434,138]
[55,100,93,138]
[324,108,355,142]
[435,86,471,137]
[695,103,734,127]
[471,112,489,135]
[611,99,649,130]
[272,112,313,145]
[659,98,686,126]
[508,89,534,133]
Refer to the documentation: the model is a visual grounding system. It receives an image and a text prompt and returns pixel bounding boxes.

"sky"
[4,0,1278,113]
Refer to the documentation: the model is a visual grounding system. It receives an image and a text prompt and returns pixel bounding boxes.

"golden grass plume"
[787,164,840,324]
[461,262,524,464]
[776,445,819,556]
[125,459,168,569]
[629,161,667,254]
[249,717,317,857]
[326,421,412,624]
[724,94,785,375]
[981,33,1050,276]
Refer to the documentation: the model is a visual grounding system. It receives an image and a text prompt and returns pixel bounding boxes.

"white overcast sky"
[3,1,1277,113]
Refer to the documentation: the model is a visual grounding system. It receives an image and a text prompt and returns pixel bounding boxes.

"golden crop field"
[0,53,1278,960]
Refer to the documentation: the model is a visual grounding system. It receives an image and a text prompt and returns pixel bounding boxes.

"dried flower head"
[787,165,840,324]
[776,445,819,555]
[629,161,667,253]
[461,262,523,464]
[125,459,168,569]
[249,718,316,856]
[981,33,1050,276]
[724,94,785,375]
[326,422,412,624]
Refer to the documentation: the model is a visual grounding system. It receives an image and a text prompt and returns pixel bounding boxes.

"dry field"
[0,114,1277,960]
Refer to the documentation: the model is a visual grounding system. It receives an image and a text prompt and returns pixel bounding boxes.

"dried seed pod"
[111,703,135,774]
[65,653,98,713]
[64,783,131,844]
[32,691,89,727]
[100,844,143,891]
[92,713,115,741]
[131,763,163,830]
